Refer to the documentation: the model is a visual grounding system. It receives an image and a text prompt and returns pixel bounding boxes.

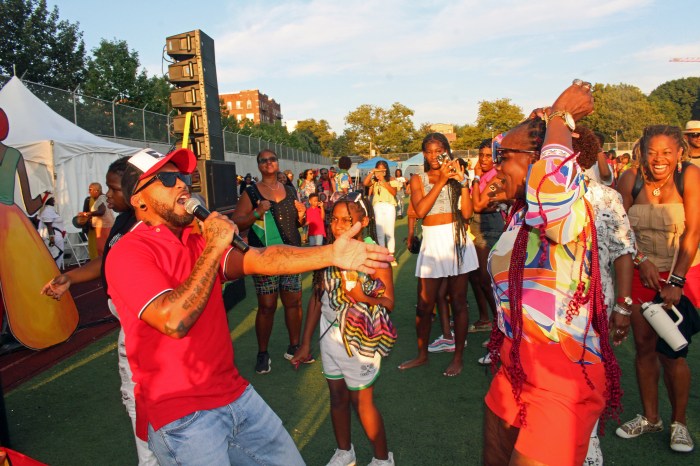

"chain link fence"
[2,76,328,164]
[2,76,637,162]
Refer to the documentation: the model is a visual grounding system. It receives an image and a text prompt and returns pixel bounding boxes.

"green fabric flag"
[251,210,284,246]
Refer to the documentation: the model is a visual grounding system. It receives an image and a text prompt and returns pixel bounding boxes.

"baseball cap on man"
[684,121,700,133]
[128,148,197,180]
[122,148,197,201]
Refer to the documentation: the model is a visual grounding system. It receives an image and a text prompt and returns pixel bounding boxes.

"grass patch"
[4,217,699,464]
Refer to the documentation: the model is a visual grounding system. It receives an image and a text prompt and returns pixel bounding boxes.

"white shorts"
[415,222,478,278]
[320,318,382,390]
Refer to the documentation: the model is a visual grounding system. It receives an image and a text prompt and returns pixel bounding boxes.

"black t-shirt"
[100,210,137,295]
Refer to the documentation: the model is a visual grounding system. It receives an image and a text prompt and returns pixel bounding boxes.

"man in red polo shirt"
[106,148,392,465]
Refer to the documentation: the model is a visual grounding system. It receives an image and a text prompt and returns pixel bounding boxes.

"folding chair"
[64,233,90,267]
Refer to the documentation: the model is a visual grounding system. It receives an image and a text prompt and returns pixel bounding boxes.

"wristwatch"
[544,110,575,131]
[616,296,633,306]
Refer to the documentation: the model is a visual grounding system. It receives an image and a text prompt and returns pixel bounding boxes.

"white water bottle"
[641,301,687,352]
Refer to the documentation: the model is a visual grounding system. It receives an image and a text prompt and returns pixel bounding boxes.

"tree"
[580,83,668,143]
[453,124,485,150]
[83,39,143,102]
[345,104,382,155]
[331,134,352,158]
[475,98,524,138]
[344,102,418,155]
[380,103,418,154]
[0,0,86,89]
[648,77,700,126]
[294,119,335,157]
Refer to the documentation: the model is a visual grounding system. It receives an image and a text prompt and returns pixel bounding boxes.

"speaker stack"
[166,30,238,211]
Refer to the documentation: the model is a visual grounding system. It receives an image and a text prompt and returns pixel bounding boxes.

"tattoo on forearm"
[163,245,220,336]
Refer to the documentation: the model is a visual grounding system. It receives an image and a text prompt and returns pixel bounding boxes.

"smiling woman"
[615,125,700,452]
[482,82,623,466]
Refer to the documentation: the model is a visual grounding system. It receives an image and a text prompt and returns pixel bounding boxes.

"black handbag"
[408,236,422,254]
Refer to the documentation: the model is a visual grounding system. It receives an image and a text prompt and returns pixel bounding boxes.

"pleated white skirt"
[415,223,478,278]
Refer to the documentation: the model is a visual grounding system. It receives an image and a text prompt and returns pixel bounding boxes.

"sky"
[49,0,700,134]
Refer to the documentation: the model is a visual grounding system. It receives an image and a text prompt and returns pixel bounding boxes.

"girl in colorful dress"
[293,193,395,466]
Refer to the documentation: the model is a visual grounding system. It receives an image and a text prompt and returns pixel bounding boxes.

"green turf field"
[4,217,699,465]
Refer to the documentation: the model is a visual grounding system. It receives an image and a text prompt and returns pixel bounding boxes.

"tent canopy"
[398,152,425,178]
[0,77,138,232]
[356,157,398,179]
[356,156,398,170]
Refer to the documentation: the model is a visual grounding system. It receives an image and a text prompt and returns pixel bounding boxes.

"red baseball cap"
[128,148,197,180]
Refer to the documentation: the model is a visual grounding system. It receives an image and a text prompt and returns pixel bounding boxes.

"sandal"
[468,321,492,333]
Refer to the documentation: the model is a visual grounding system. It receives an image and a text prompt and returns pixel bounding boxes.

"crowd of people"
[27,82,700,465]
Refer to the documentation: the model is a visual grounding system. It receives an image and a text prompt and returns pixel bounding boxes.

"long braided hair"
[421,132,468,266]
[487,117,622,431]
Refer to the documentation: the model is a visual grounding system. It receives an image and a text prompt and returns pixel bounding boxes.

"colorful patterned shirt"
[584,180,636,314]
[488,144,601,364]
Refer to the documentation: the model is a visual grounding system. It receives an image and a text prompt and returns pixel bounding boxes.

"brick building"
[429,123,456,142]
[220,89,282,125]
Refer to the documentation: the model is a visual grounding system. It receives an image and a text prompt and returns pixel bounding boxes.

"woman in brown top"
[616,125,700,453]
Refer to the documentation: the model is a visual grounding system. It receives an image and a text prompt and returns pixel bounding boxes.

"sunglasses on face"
[687,133,700,138]
[133,172,192,195]
[258,156,278,164]
[491,139,538,164]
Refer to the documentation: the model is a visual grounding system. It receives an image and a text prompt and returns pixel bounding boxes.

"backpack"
[632,162,689,200]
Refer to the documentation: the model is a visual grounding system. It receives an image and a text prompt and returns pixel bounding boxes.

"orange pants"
[485,338,606,465]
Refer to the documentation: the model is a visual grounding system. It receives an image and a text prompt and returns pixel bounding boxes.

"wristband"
[669,273,686,285]
[613,304,632,316]
[253,210,261,220]
[667,274,686,289]
[460,175,469,187]
[633,252,648,268]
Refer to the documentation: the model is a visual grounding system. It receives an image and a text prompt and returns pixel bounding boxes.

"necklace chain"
[261,181,280,191]
[646,170,674,197]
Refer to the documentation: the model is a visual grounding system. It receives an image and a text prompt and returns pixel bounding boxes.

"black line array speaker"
[166,30,224,161]
[166,30,238,211]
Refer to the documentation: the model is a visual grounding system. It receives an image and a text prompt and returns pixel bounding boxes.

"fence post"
[222,130,226,153]
[142,104,148,142]
[112,97,118,139]
[72,85,79,125]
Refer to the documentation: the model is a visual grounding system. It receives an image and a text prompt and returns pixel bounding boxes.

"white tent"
[0,77,138,232]
[399,153,424,178]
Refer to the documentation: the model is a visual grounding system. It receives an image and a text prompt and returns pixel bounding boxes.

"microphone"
[185,198,250,253]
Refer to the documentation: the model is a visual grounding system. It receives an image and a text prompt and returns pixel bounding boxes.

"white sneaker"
[478,354,492,365]
[326,445,356,466]
[670,422,694,452]
[584,435,603,465]
[616,414,663,439]
[368,452,394,466]
[481,339,490,348]
[428,334,455,353]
